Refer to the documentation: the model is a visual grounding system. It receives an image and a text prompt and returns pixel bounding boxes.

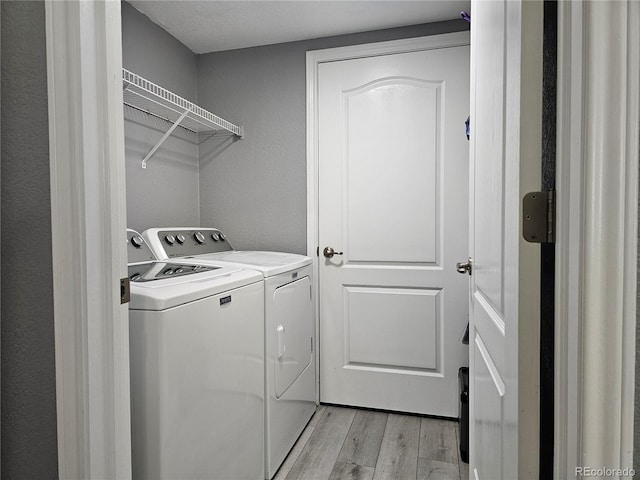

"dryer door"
[273,276,313,398]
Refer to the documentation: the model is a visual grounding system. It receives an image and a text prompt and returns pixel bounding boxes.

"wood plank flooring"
[275,405,467,480]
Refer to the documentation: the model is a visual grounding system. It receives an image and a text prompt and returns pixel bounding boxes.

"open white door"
[468,1,542,478]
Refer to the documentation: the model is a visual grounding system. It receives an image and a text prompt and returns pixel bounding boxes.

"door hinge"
[120,277,131,304]
[523,191,555,243]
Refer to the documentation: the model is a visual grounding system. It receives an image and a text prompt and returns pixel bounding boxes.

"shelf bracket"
[141,107,192,169]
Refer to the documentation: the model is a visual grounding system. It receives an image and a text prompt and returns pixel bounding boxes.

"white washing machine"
[143,227,316,479]
[126,229,265,480]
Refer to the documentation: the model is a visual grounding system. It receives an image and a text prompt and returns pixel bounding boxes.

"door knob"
[456,259,472,275]
[323,246,343,258]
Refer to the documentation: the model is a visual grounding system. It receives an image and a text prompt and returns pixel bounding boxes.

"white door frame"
[306,31,471,401]
[554,0,639,477]
[45,1,131,478]
[45,2,639,476]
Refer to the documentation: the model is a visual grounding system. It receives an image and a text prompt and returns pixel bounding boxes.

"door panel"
[345,286,439,370]
[472,337,504,480]
[472,2,506,316]
[318,41,470,416]
[346,78,440,264]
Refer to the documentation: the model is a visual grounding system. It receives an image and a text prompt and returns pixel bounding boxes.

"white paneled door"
[468,1,542,478]
[317,38,470,417]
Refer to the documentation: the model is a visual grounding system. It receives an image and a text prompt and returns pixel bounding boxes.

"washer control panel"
[128,262,217,283]
[145,228,234,258]
[127,229,158,264]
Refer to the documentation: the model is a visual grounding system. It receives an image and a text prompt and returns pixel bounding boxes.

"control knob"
[219,233,226,242]
[130,235,144,248]
[194,232,205,244]
[164,234,175,245]
[211,233,220,242]
[176,234,186,244]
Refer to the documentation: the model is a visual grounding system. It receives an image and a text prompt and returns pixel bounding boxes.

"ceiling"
[127,1,470,54]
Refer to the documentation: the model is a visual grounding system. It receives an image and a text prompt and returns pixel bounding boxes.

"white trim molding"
[305,31,471,402]
[45,1,131,478]
[555,1,639,477]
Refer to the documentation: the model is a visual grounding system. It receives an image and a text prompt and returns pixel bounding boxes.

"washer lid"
[183,251,312,277]
[129,262,261,311]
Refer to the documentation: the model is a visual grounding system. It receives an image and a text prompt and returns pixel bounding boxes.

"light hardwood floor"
[275,405,469,480]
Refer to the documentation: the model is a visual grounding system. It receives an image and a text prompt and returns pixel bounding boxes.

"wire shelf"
[122,68,243,138]
[122,68,243,168]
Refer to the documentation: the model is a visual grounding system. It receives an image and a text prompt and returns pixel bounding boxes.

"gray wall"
[1,1,59,477]
[636,173,639,472]
[197,20,469,254]
[122,2,201,233]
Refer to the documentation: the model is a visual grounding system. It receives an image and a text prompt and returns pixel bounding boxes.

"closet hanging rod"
[124,101,198,135]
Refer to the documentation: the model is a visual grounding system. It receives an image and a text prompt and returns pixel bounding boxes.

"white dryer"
[143,227,316,479]
[126,229,265,480]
